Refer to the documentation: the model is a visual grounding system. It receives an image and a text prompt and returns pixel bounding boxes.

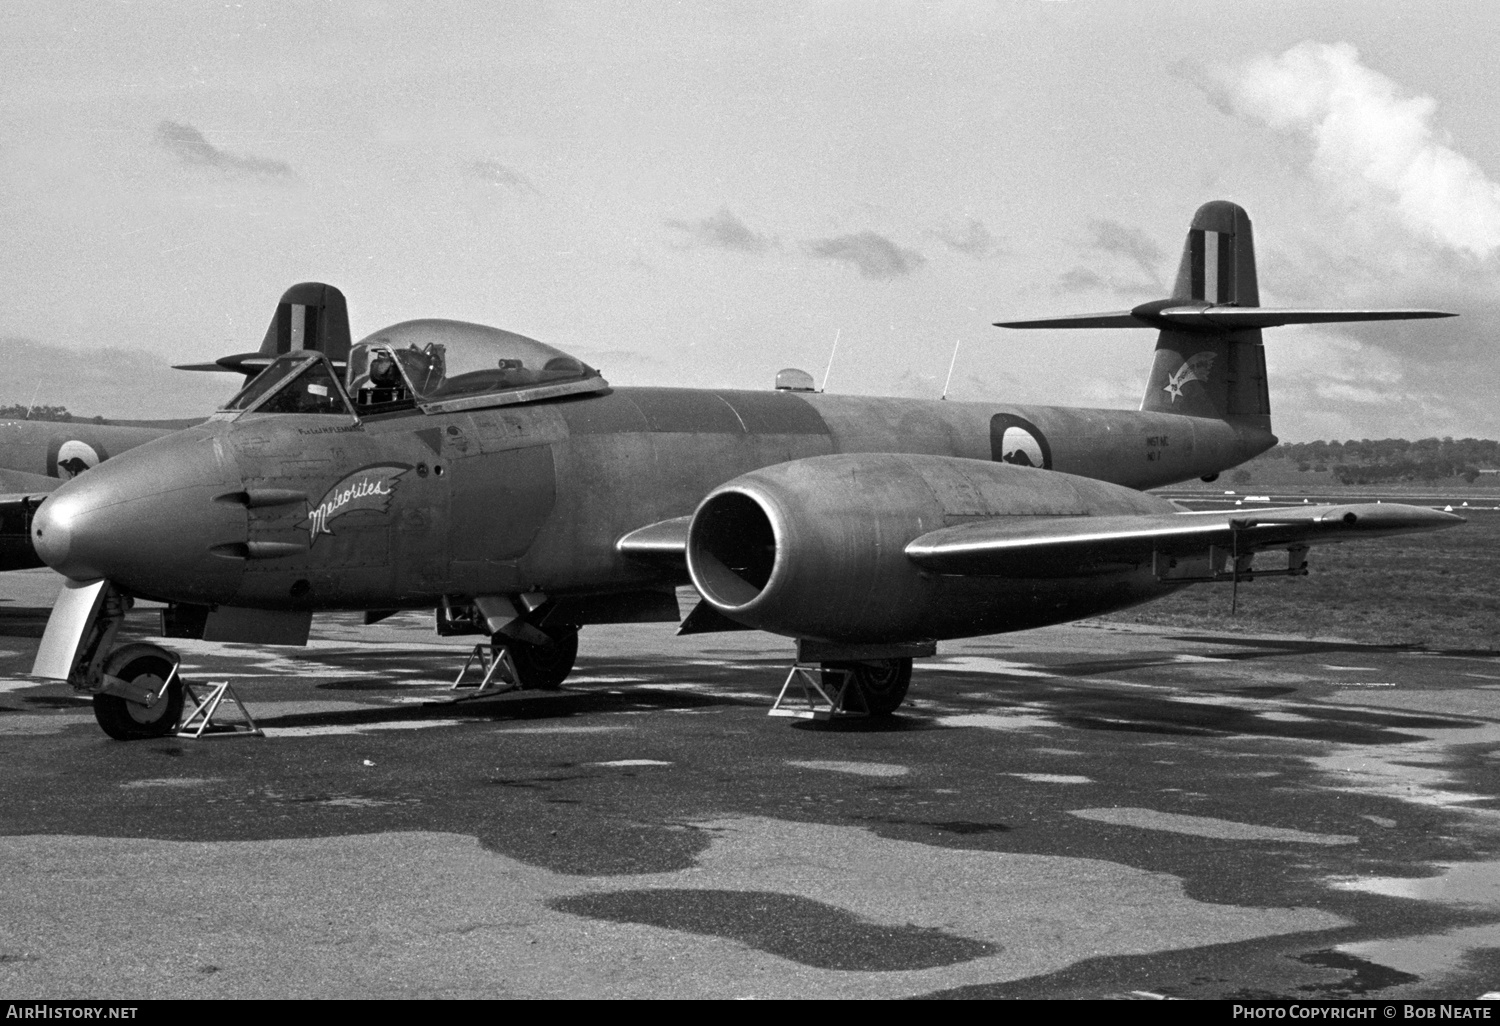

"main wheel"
[495,628,579,690]
[821,658,912,716]
[92,650,183,741]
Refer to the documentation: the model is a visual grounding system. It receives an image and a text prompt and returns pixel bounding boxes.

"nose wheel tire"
[821,657,912,716]
[91,651,184,741]
[493,628,578,690]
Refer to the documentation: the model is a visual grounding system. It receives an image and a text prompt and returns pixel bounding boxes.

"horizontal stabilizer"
[996,304,1455,333]
[906,503,1462,578]
[173,355,274,374]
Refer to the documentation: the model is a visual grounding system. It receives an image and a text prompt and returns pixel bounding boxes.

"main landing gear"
[454,625,580,695]
[493,626,578,691]
[821,658,912,716]
[772,656,914,720]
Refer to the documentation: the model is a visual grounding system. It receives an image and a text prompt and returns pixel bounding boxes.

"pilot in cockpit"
[351,342,447,407]
[356,351,407,407]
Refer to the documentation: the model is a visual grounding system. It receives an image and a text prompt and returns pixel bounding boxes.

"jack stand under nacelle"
[450,642,521,699]
[769,663,866,721]
[768,639,928,721]
[177,680,263,739]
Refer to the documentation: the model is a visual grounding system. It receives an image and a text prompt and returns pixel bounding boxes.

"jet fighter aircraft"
[22,201,1463,739]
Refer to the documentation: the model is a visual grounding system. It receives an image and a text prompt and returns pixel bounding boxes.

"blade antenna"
[820,329,841,393]
[941,340,961,401]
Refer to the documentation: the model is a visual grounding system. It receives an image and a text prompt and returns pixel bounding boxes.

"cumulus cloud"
[1174,42,1500,438]
[931,218,996,258]
[155,121,294,179]
[466,159,538,194]
[1051,219,1168,297]
[804,231,924,279]
[1055,267,1109,294]
[665,207,774,254]
[1206,42,1500,258]
[1088,219,1166,291]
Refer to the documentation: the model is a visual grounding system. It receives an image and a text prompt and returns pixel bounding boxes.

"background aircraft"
[0,283,352,570]
[19,201,1462,739]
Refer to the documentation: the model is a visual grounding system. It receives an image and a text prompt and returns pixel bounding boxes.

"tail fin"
[1144,201,1267,423]
[995,200,1454,428]
[174,282,351,377]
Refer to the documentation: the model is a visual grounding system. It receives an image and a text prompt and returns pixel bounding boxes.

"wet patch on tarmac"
[550,889,999,971]
[1071,808,1358,845]
[7,612,1500,996]
[787,759,909,777]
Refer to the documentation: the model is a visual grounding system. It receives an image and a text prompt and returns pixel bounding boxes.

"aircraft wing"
[906,503,1462,578]
[616,515,692,568]
[0,468,61,494]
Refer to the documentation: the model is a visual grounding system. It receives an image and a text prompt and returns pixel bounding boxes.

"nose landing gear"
[90,644,184,741]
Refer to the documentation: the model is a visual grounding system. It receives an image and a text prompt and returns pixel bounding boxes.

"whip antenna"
[941,340,961,400]
[820,329,841,393]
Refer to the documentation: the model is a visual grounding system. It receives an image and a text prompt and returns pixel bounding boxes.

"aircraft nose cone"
[32,491,92,579]
[31,429,248,603]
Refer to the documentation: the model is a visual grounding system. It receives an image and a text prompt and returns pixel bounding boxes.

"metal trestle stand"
[177,681,263,738]
[768,663,868,721]
[450,644,520,699]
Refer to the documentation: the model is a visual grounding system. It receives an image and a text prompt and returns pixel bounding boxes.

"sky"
[2,0,1499,441]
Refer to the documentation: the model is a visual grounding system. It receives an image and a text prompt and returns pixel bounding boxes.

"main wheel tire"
[495,628,579,690]
[91,652,183,741]
[821,658,912,716]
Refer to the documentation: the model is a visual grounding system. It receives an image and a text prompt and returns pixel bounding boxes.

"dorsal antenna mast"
[820,329,841,393]
[940,340,961,400]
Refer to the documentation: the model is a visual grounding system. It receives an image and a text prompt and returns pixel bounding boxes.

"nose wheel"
[91,646,184,741]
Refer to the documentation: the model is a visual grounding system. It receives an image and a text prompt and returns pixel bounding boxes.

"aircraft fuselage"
[33,384,1273,618]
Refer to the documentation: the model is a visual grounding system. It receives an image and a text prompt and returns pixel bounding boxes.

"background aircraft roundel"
[52,440,104,480]
[989,414,1051,469]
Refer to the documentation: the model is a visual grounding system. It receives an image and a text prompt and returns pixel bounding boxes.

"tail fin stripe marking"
[1202,230,1219,304]
[1217,230,1235,304]
[289,304,307,351]
[1190,229,1205,300]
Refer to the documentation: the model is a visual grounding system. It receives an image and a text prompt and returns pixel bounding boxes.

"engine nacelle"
[685,453,1169,643]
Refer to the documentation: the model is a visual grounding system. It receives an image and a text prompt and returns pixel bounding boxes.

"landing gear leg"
[493,626,579,691]
[820,658,912,716]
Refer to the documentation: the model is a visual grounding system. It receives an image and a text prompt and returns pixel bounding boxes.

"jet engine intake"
[686,453,1170,643]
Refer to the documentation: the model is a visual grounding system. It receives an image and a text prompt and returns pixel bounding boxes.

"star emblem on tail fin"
[1163,352,1216,401]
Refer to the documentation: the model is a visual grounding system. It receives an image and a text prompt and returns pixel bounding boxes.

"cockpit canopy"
[220,318,608,417]
[347,319,607,413]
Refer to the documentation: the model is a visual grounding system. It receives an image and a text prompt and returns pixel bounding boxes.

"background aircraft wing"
[0,468,61,494]
[905,503,1462,578]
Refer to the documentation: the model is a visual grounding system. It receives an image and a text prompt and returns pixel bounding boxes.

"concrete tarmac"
[2,570,1500,999]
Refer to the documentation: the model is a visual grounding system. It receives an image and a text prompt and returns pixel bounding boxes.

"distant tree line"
[1264,437,1500,485]
[0,405,106,424]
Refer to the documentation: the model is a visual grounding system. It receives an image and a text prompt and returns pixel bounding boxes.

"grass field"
[1101,507,1500,652]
